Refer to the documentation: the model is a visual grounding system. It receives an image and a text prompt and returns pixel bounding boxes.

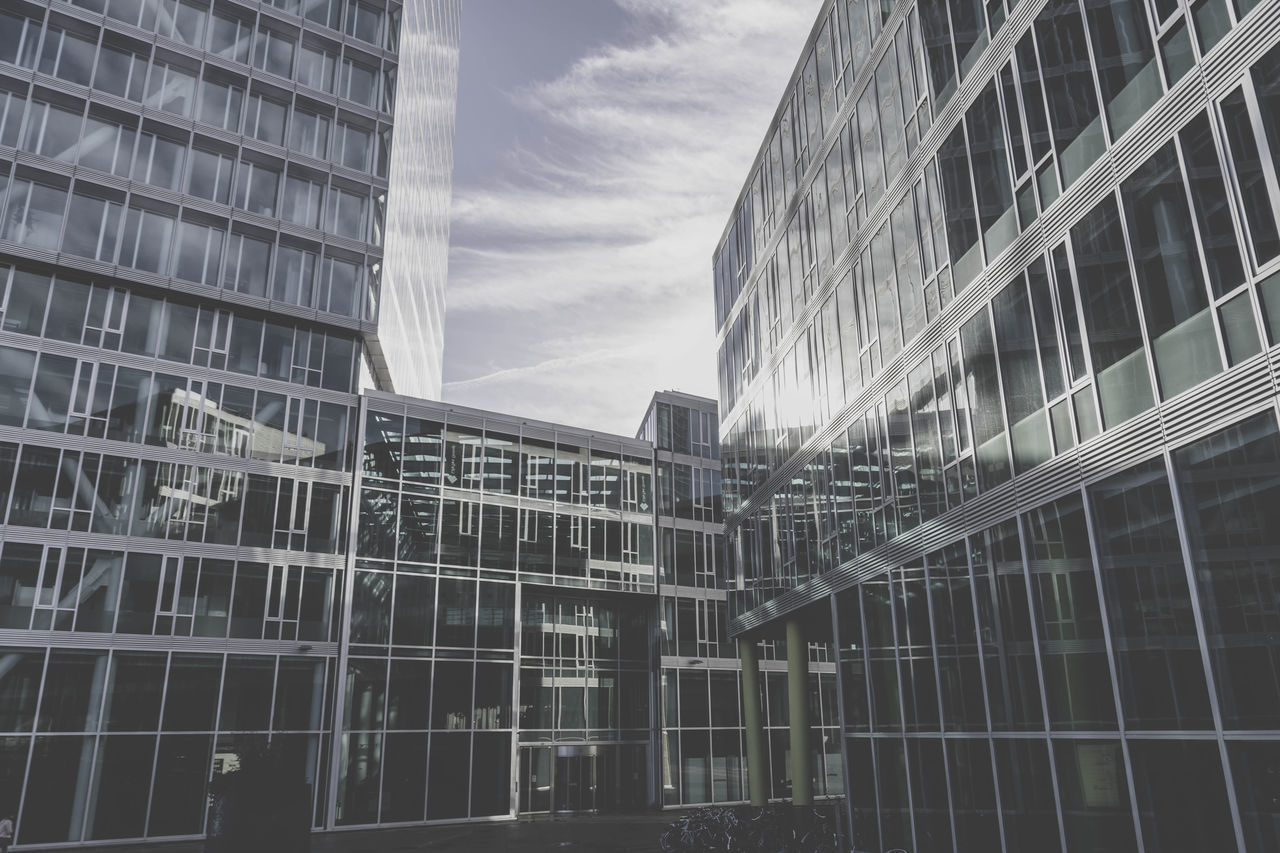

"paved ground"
[36,812,681,853]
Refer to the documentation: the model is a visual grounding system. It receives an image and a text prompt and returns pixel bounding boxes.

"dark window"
[1054,739,1137,852]
[1221,87,1280,265]
[380,732,426,822]
[162,653,221,731]
[1071,196,1153,427]
[960,309,1012,489]
[386,660,431,730]
[1036,0,1105,185]
[1024,495,1118,730]
[1129,740,1235,853]
[1180,112,1246,297]
[1090,459,1213,729]
[1174,410,1280,727]
[1120,142,1220,398]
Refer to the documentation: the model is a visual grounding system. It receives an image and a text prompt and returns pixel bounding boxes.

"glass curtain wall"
[347,395,655,824]
[716,0,1280,850]
[0,0,450,844]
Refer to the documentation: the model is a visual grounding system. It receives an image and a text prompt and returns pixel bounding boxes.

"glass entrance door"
[520,745,647,814]
[519,746,552,814]
[553,749,597,813]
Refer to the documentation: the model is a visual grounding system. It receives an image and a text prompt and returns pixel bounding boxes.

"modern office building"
[638,391,739,807]
[344,393,657,823]
[638,390,842,809]
[714,0,1280,849]
[0,0,457,844]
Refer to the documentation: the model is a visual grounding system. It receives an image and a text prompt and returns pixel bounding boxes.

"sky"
[441,0,826,436]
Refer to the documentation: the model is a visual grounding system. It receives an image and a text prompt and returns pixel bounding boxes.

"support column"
[786,617,813,806]
[738,636,768,806]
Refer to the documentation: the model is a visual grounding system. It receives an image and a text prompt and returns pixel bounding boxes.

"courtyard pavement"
[35,812,681,853]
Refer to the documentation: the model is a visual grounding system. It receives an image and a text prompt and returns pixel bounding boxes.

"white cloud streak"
[444,0,824,435]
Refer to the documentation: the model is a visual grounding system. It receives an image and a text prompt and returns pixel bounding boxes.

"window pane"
[1129,740,1234,853]
[2,180,68,250]
[1071,196,1153,427]
[1036,0,1105,185]
[1173,410,1280,728]
[1090,459,1212,729]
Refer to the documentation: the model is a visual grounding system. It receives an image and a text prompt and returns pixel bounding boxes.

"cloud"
[444,0,824,435]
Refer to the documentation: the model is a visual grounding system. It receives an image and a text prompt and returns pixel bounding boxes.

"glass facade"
[351,393,656,823]
[716,0,1280,848]
[637,391,842,809]
[0,0,457,843]
[367,0,457,399]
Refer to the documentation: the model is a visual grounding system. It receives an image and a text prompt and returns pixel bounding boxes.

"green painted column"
[786,617,813,806]
[738,636,768,806]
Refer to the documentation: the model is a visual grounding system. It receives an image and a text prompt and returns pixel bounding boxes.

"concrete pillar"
[786,618,813,806]
[738,636,768,806]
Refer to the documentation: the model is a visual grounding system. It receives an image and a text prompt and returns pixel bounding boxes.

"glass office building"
[0,0,455,844]
[715,0,1280,849]
[638,391,739,807]
[349,393,657,823]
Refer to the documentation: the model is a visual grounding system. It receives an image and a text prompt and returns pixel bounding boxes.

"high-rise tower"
[0,0,456,842]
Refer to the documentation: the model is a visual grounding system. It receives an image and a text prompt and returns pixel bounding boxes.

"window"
[0,11,40,68]
[232,159,281,217]
[207,9,251,62]
[2,178,68,250]
[94,41,148,101]
[326,184,367,239]
[185,145,234,204]
[288,107,330,158]
[338,54,379,107]
[131,130,187,191]
[1221,85,1280,266]
[119,204,175,275]
[251,25,295,78]
[224,231,271,297]
[334,121,371,171]
[345,1,382,44]
[197,73,244,133]
[272,243,317,306]
[297,41,336,92]
[1085,0,1160,140]
[1120,141,1220,398]
[144,60,197,117]
[301,0,341,29]
[0,86,25,148]
[1071,198,1154,427]
[152,0,208,46]
[39,26,98,87]
[319,255,361,317]
[20,101,83,163]
[245,92,287,146]
[79,110,136,177]
[173,218,225,286]
[62,191,122,262]
[381,65,396,112]
[281,174,323,228]
[1034,0,1105,186]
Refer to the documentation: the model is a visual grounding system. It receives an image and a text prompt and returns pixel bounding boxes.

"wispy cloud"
[444,0,824,435]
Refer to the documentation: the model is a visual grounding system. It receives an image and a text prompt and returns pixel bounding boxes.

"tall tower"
[366,0,458,398]
[0,0,457,843]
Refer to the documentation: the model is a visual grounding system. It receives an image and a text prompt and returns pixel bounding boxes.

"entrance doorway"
[554,749,597,813]
[518,745,647,815]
